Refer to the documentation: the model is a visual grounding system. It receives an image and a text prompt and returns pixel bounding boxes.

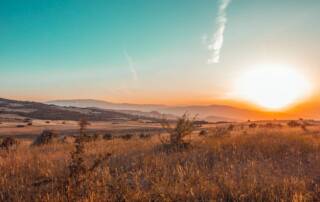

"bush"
[103,133,113,140]
[249,123,257,128]
[16,125,25,128]
[161,114,195,150]
[32,130,59,146]
[227,124,235,131]
[199,129,208,136]
[0,137,19,150]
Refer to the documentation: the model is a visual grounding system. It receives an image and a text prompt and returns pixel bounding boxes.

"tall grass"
[0,125,319,201]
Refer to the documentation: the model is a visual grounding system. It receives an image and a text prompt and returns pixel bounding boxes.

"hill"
[0,98,151,122]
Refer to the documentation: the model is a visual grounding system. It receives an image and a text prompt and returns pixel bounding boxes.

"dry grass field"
[0,119,162,140]
[0,118,320,202]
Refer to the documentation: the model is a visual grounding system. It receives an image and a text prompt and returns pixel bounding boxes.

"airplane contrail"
[123,50,138,82]
[208,0,232,64]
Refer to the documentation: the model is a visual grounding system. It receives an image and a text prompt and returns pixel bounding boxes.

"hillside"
[0,98,149,122]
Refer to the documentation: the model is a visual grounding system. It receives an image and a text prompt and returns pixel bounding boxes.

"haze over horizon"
[1,0,320,113]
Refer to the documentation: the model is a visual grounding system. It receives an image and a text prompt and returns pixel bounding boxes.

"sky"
[1,0,320,107]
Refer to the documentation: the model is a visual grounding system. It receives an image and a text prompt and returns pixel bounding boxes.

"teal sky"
[1,0,320,104]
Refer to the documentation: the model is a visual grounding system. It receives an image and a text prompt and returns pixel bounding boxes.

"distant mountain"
[47,99,165,112]
[0,98,154,122]
[47,99,293,121]
[0,98,305,123]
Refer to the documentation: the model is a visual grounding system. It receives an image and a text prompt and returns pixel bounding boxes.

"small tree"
[161,114,196,148]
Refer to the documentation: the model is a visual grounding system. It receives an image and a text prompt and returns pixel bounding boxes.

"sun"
[234,64,311,110]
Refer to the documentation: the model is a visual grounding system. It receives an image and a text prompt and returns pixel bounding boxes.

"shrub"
[103,133,113,140]
[227,124,235,131]
[249,123,257,128]
[32,130,59,146]
[66,119,111,200]
[161,114,195,150]
[199,129,208,136]
[16,125,25,128]
[0,137,19,150]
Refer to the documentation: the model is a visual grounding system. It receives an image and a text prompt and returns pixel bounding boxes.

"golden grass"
[0,126,320,201]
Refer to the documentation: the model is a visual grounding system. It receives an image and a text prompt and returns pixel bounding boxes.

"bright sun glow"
[234,64,311,110]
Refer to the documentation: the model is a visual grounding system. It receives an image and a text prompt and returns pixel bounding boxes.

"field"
[0,119,320,201]
[0,119,163,140]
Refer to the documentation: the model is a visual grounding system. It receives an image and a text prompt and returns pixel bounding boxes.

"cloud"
[208,0,232,64]
[123,50,138,82]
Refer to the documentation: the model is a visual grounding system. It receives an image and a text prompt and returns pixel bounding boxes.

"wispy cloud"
[123,50,138,82]
[208,0,232,64]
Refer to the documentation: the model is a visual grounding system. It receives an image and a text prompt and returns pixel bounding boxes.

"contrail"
[123,50,138,82]
[208,0,232,64]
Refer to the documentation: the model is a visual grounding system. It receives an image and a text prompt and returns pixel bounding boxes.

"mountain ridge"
[47,99,295,121]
